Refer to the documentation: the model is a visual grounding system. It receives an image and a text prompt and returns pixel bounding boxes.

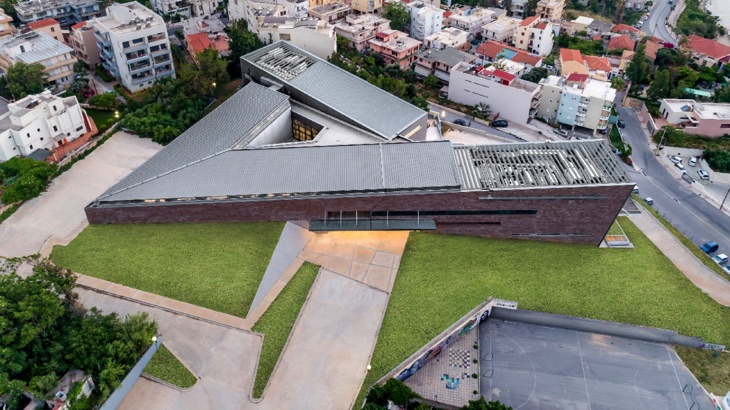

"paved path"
[627,210,730,306]
[257,270,390,410]
[0,132,161,258]
[75,288,261,410]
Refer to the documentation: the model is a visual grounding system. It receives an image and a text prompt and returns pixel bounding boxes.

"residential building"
[607,34,634,52]
[475,40,542,69]
[514,17,553,56]
[230,0,286,34]
[570,16,593,33]
[257,17,336,60]
[510,0,527,18]
[405,1,443,40]
[284,0,309,19]
[151,0,192,17]
[27,19,64,43]
[448,7,495,38]
[350,0,382,15]
[186,32,229,63]
[610,23,641,39]
[15,0,103,28]
[69,21,100,67]
[93,2,175,91]
[559,48,611,80]
[0,8,14,38]
[660,99,730,137]
[368,29,421,69]
[448,61,542,124]
[685,34,730,67]
[481,17,520,43]
[308,2,350,23]
[537,74,615,131]
[0,91,89,161]
[424,27,468,51]
[414,46,475,82]
[181,13,227,36]
[333,14,390,51]
[0,31,77,91]
[86,40,633,246]
[586,19,613,38]
[535,0,564,22]
[308,0,340,7]
[486,7,507,20]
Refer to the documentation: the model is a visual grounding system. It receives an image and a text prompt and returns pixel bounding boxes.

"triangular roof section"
[687,34,730,59]
[560,48,583,62]
[608,35,635,51]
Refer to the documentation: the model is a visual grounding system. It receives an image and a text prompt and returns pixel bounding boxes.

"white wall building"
[448,7,495,38]
[481,17,520,43]
[333,14,390,51]
[93,2,175,92]
[424,27,468,50]
[257,17,336,59]
[0,91,88,161]
[0,31,77,91]
[448,61,542,124]
[405,1,443,41]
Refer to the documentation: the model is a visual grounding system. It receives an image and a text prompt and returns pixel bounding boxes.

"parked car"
[689,157,697,167]
[492,119,509,127]
[663,42,675,48]
[84,89,96,98]
[698,169,710,180]
[675,163,685,171]
[701,241,719,253]
[617,120,626,128]
[712,253,728,265]
[669,155,682,164]
[554,129,569,137]
[644,197,654,205]
[632,186,640,194]
[453,119,467,126]
[723,265,730,276]
[598,128,607,134]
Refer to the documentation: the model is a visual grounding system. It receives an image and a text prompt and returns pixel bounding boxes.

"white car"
[723,265,730,276]
[712,253,728,265]
[698,169,709,180]
[675,162,685,171]
[669,155,682,164]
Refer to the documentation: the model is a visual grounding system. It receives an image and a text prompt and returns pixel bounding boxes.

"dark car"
[453,119,467,126]
[492,119,508,127]
[617,119,626,128]
[598,128,607,134]
[700,241,719,253]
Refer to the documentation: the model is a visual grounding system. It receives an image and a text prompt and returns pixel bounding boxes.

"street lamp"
[441,111,445,118]
[114,110,119,119]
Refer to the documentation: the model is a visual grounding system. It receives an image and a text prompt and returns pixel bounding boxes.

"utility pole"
[721,187,730,211]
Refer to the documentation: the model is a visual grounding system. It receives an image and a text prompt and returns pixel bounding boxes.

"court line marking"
[666,346,690,409]
[495,330,536,410]
[576,333,593,410]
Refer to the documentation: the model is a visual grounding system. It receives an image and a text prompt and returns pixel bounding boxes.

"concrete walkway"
[628,211,730,306]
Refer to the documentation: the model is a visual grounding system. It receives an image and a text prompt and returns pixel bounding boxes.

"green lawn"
[606,219,624,236]
[251,262,319,399]
[357,216,730,405]
[676,346,730,395]
[51,222,284,317]
[143,344,197,389]
[85,108,117,133]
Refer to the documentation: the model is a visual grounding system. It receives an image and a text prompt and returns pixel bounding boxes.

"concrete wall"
[448,69,535,124]
[86,184,634,245]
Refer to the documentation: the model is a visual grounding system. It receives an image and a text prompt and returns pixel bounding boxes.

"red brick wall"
[86,185,633,245]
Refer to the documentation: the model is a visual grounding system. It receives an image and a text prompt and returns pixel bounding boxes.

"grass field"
[357,216,730,405]
[51,222,284,317]
[606,219,625,236]
[85,109,117,132]
[143,344,197,389]
[251,262,319,398]
[676,347,730,395]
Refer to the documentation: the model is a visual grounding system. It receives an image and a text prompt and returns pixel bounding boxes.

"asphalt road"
[427,103,524,142]
[615,97,730,257]
[642,0,677,45]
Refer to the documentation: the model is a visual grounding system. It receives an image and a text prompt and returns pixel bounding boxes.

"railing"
[147,33,166,43]
[126,52,148,63]
[128,62,151,73]
[94,31,110,46]
[150,46,169,56]
[123,41,147,52]
[131,72,154,84]
[153,55,170,65]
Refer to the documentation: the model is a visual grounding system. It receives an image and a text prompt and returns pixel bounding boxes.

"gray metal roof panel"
[381,141,460,189]
[99,82,290,200]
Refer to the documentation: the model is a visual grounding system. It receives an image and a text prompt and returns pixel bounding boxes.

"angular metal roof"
[242,41,426,140]
[453,140,632,190]
[96,141,462,203]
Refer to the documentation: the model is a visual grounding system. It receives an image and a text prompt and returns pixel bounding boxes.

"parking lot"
[480,319,712,410]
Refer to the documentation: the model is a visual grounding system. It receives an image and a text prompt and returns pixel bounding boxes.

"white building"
[405,1,443,41]
[0,31,77,92]
[448,61,542,124]
[0,91,88,161]
[448,7,495,38]
[424,27,469,50]
[481,17,520,43]
[93,2,175,92]
[537,74,615,131]
[257,17,336,59]
[510,0,527,18]
[14,0,103,27]
[333,14,390,51]
[514,18,553,56]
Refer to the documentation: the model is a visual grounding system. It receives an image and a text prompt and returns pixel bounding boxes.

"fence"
[99,336,162,410]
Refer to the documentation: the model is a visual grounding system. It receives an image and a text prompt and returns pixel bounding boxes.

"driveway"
[0,132,162,258]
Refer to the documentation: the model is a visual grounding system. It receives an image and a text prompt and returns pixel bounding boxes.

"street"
[642,0,678,45]
[427,102,525,142]
[615,98,730,257]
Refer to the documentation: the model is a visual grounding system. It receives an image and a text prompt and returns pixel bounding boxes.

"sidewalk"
[627,210,730,306]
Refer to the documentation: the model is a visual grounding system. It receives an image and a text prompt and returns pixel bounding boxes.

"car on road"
[453,119,467,126]
[701,241,719,253]
[644,197,654,205]
[492,119,509,128]
[675,162,686,171]
[669,155,682,164]
[554,129,569,137]
[617,120,626,128]
[723,265,730,276]
[689,157,697,167]
[698,169,710,180]
[712,253,728,265]
[632,185,640,194]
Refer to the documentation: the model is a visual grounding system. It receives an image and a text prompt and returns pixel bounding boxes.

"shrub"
[383,379,418,405]
[0,157,57,203]
[88,92,118,109]
[366,384,388,406]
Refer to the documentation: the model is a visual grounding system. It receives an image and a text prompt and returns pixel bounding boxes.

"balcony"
[154,66,175,78]
[597,124,607,130]
[153,54,171,65]
[126,51,149,63]
[150,46,169,56]
[579,102,588,108]
[102,60,119,77]
[147,33,166,43]
[603,104,612,111]
[600,115,609,121]
[130,71,154,85]
[100,47,114,60]
[123,41,148,53]
[575,120,585,126]
[576,112,586,118]
[128,61,151,74]
[94,30,110,46]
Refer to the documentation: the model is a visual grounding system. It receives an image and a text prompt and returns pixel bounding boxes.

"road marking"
[666,346,690,409]
[576,333,593,410]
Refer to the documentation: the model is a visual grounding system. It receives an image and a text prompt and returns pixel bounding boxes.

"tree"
[715,86,730,103]
[524,0,539,17]
[383,1,410,31]
[226,19,264,73]
[424,74,439,88]
[521,67,548,83]
[179,48,230,98]
[88,92,118,108]
[382,379,418,405]
[503,0,513,15]
[5,62,47,99]
[470,102,491,120]
[463,397,513,410]
[647,69,672,100]
[626,44,649,84]
[411,96,428,110]
[611,76,627,91]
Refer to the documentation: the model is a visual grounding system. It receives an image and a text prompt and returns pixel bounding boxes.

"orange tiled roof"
[28,18,59,30]
[583,55,611,72]
[687,34,730,59]
[491,68,516,82]
[535,22,548,30]
[566,73,589,82]
[187,32,212,54]
[476,40,542,66]
[559,48,583,62]
[443,11,452,17]
[621,49,635,61]
[611,24,639,34]
[71,21,86,30]
[608,35,635,51]
[644,39,661,61]
[519,16,538,27]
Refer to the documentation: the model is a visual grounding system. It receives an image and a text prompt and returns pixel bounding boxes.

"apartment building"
[93,2,175,92]
[368,29,421,70]
[475,40,542,70]
[448,7,495,38]
[350,0,382,15]
[27,19,64,43]
[405,1,443,40]
[69,21,100,67]
[510,0,527,18]
[0,8,13,38]
[424,27,468,51]
[535,0,564,22]
[414,46,475,83]
[0,91,88,161]
[448,61,542,124]
[659,99,730,138]
[308,0,341,6]
[15,0,103,27]
[191,0,225,16]
[481,17,519,43]
[229,0,286,32]
[308,2,350,23]
[334,14,390,51]
[514,18,553,56]
[537,74,615,131]
[0,32,77,91]
[257,17,336,59]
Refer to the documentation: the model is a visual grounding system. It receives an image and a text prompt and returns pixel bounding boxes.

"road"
[615,96,730,258]
[642,0,678,45]
[427,103,524,142]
